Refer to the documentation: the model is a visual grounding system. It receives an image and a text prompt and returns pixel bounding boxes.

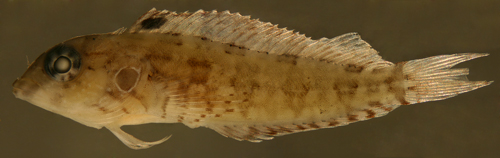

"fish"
[12,8,493,149]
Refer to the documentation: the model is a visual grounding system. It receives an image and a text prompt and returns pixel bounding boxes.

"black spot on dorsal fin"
[128,9,394,70]
[141,17,167,29]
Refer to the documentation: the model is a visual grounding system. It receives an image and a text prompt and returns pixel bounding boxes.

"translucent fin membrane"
[128,9,393,69]
[402,53,493,104]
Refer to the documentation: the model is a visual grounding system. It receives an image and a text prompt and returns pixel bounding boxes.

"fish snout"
[12,78,40,99]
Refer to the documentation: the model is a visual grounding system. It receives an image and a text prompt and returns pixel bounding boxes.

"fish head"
[12,35,132,129]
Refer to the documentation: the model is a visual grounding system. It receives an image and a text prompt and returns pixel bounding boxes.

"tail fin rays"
[403,53,493,104]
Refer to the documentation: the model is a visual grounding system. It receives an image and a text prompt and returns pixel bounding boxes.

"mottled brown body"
[14,8,491,149]
[56,33,407,131]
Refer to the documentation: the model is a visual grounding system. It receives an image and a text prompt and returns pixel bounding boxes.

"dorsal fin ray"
[127,8,393,69]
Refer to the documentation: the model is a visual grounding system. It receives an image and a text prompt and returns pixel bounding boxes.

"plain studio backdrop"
[1,0,499,158]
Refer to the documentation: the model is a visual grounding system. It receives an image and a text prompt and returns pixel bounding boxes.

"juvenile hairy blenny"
[13,8,493,149]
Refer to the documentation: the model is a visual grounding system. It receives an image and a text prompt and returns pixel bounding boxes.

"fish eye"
[44,44,81,81]
[54,56,71,73]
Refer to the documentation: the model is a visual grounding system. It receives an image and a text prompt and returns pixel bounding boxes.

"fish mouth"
[12,78,41,99]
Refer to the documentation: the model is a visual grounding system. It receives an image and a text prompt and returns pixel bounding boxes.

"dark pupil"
[54,56,71,73]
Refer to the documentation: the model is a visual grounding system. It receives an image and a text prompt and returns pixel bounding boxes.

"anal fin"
[204,101,401,142]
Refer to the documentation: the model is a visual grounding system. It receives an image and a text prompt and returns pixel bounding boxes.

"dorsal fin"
[127,8,393,69]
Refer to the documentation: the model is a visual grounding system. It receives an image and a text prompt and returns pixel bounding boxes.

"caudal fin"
[402,53,493,104]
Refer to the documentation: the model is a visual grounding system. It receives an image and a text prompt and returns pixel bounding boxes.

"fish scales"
[81,33,401,124]
[12,8,492,149]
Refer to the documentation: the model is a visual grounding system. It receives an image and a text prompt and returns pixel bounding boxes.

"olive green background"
[1,0,499,157]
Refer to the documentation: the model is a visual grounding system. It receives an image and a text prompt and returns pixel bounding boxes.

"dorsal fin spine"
[128,9,393,69]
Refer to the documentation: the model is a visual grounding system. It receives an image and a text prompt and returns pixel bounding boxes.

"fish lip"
[12,78,21,97]
[12,86,23,98]
[12,78,41,99]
